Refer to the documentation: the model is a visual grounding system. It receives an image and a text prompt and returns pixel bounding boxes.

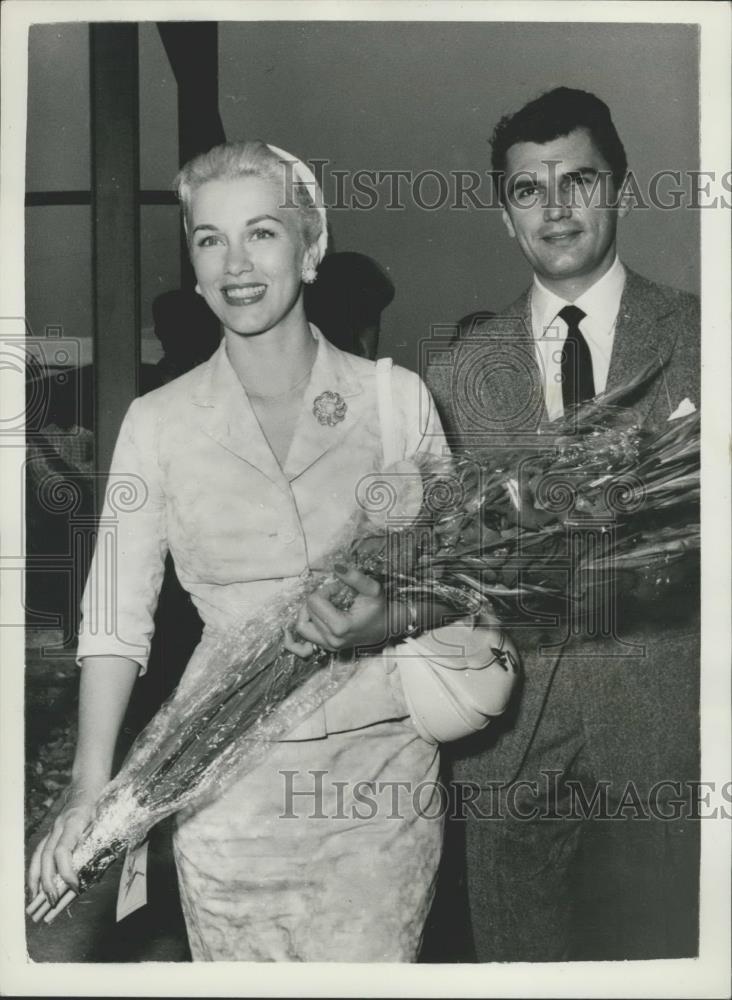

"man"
[426,87,700,961]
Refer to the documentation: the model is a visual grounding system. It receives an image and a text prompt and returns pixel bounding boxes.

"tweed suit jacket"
[426,267,700,787]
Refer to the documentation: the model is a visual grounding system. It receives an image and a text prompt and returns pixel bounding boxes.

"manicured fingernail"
[334,562,348,574]
[26,893,45,916]
[32,901,51,923]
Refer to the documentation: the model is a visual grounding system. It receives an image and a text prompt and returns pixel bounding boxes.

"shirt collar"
[532,256,626,337]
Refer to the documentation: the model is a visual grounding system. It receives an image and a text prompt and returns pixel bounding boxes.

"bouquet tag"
[116,839,149,922]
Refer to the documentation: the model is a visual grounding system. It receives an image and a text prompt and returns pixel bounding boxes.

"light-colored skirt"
[173,714,443,961]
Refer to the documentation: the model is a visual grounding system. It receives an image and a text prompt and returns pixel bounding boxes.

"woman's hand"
[285,564,388,657]
[27,782,104,904]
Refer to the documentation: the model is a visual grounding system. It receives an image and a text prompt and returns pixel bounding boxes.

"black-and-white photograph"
[1,1,729,995]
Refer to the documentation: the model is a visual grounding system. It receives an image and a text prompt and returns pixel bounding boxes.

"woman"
[28,141,518,961]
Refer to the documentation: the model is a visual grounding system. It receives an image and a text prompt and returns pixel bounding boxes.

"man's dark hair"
[491,87,628,198]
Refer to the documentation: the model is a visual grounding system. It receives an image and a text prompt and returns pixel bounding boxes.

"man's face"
[501,128,629,295]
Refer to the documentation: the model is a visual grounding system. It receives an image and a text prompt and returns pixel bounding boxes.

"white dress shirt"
[531,256,627,421]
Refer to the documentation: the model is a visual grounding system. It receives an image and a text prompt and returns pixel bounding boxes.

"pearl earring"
[195,283,202,295]
[301,264,318,285]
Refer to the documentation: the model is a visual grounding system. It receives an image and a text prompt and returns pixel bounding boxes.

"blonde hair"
[174,140,326,260]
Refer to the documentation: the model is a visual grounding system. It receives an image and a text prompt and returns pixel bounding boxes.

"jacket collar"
[496,287,550,430]
[190,325,365,486]
[505,286,533,337]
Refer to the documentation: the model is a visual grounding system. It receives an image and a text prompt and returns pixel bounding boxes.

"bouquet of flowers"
[28,370,699,923]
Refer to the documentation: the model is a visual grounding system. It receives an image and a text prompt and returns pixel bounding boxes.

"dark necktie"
[558,304,595,409]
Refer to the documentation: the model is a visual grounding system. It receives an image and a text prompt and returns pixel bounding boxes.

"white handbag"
[395,624,519,745]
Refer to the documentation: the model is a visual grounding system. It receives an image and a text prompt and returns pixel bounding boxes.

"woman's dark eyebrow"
[192,215,283,235]
[245,214,283,226]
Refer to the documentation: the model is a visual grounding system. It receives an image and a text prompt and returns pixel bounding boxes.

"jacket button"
[281,531,297,544]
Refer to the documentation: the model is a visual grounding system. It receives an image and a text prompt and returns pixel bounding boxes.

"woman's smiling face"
[189,175,315,337]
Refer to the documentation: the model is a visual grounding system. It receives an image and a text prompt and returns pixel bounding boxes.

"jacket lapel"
[190,340,287,489]
[606,268,678,421]
[283,329,365,481]
[490,288,549,431]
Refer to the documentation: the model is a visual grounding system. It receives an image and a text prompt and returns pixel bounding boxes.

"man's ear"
[616,174,633,220]
[501,205,517,238]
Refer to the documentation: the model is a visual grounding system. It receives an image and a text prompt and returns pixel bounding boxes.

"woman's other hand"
[287,564,388,657]
[27,781,104,903]
[26,656,139,905]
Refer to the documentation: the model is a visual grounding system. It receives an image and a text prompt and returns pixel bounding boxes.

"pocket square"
[668,397,696,421]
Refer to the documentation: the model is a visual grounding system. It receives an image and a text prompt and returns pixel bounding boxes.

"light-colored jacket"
[77,327,512,740]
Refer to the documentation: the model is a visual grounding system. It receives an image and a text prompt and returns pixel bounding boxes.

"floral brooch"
[313,390,348,426]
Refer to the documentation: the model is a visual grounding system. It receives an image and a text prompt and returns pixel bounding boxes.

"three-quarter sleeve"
[76,397,168,675]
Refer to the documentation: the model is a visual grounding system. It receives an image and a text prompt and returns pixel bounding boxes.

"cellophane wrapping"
[41,374,700,905]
